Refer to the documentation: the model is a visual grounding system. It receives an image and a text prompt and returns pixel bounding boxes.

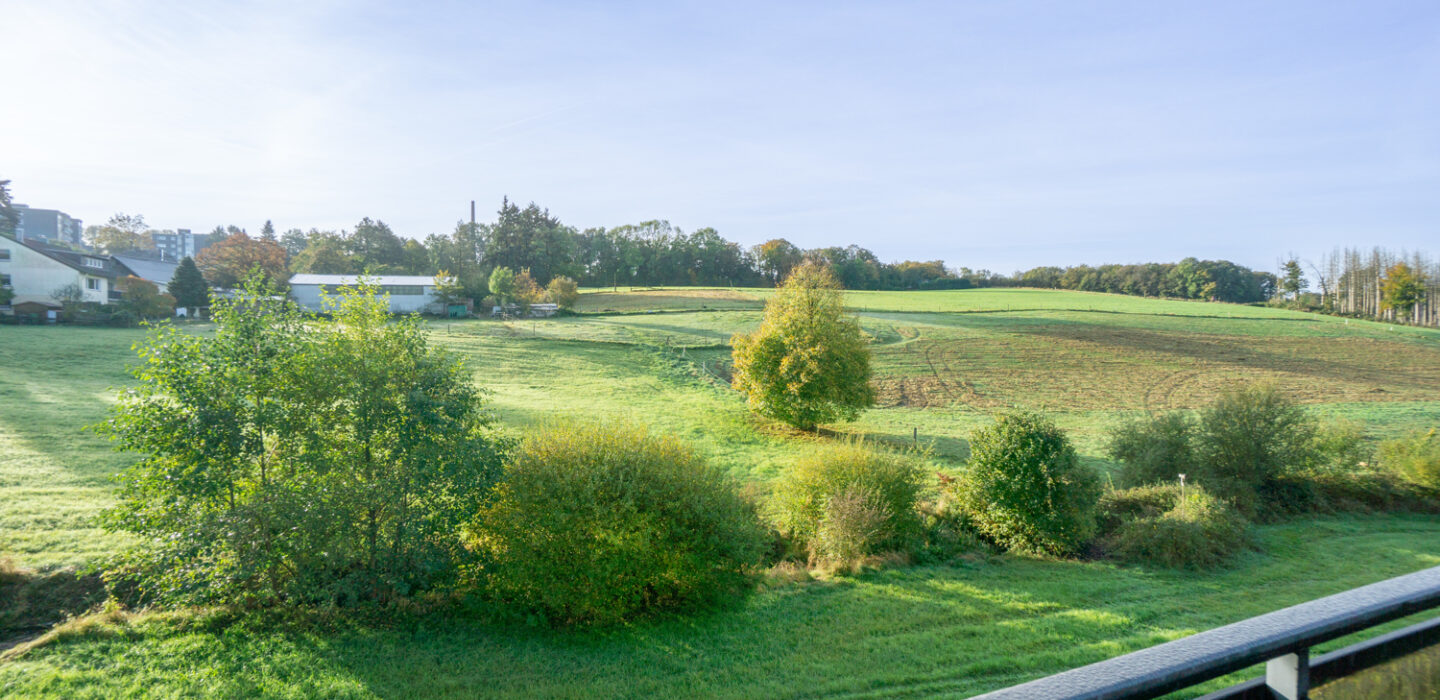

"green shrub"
[1194,383,1317,515]
[1108,487,1248,569]
[1107,412,1197,488]
[1305,419,1374,475]
[470,422,768,626]
[1096,483,1182,534]
[914,496,989,564]
[771,441,924,566]
[957,411,1101,556]
[1380,429,1440,490]
[99,276,507,607]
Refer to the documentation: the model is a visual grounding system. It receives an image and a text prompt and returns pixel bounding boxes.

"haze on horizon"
[4,0,1438,274]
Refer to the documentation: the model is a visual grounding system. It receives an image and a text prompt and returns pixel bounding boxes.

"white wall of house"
[0,241,109,304]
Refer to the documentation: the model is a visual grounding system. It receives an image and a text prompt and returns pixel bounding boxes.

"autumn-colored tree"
[731,262,874,429]
[1381,262,1427,323]
[513,268,544,312]
[546,275,580,310]
[117,276,176,318]
[196,232,288,289]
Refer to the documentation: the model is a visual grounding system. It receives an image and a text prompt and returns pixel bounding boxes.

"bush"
[957,411,1101,556]
[99,275,507,607]
[470,422,768,626]
[1108,487,1248,569]
[1107,412,1197,488]
[770,441,924,566]
[914,495,989,564]
[1380,430,1440,489]
[1096,483,1182,534]
[1194,384,1317,515]
[1306,419,1373,475]
[546,276,580,310]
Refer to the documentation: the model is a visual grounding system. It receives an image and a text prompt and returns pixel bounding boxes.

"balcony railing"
[969,565,1440,700]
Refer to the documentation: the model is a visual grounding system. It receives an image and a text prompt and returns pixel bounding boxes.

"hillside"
[2,287,1438,697]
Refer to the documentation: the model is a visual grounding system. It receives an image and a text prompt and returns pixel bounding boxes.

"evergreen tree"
[261,219,277,242]
[1281,259,1307,301]
[167,257,211,309]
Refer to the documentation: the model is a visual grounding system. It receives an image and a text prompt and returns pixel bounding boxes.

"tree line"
[1302,247,1439,327]
[31,188,1429,316]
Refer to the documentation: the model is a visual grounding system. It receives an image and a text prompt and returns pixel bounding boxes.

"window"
[1,274,10,287]
[86,278,101,291]
[83,257,104,268]
[0,248,10,261]
[381,285,425,296]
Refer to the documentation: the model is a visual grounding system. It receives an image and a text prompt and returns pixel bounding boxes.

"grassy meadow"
[3,287,1440,697]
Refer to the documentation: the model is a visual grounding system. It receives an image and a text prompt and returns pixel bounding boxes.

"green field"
[3,287,1440,697]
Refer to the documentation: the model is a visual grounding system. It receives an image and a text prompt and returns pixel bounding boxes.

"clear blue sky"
[5,0,1437,273]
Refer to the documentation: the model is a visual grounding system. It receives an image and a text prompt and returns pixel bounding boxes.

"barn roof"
[288,274,443,287]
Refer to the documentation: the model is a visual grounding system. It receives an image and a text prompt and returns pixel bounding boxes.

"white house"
[288,274,450,314]
[0,235,120,307]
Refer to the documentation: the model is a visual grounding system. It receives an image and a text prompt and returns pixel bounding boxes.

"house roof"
[289,274,444,287]
[17,238,124,278]
[112,255,180,287]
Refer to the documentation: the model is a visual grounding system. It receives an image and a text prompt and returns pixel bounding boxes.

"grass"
[2,287,1439,697]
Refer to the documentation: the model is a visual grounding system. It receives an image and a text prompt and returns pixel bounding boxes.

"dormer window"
[83,257,105,268]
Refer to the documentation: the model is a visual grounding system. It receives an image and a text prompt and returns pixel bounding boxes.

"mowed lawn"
[3,288,1440,698]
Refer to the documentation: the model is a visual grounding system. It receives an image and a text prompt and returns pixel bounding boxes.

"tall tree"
[1381,262,1426,323]
[1281,259,1307,301]
[348,217,406,272]
[85,213,154,254]
[754,239,803,286]
[260,220,277,242]
[167,256,211,310]
[0,179,18,235]
[730,263,875,429]
[195,232,288,289]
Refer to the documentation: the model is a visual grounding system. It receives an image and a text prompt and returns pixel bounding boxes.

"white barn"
[288,274,448,314]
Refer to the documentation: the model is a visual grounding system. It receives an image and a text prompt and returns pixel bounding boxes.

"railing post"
[1265,649,1310,700]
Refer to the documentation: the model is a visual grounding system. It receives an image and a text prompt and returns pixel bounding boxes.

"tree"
[513,268,544,312]
[97,273,507,606]
[432,271,467,308]
[196,232,288,289]
[167,256,210,310]
[348,217,406,272]
[117,276,175,318]
[731,262,875,429]
[290,231,356,274]
[1281,258,1307,301]
[754,239,802,286]
[546,276,580,310]
[51,282,84,305]
[0,179,18,235]
[1381,262,1426,323]
[488,266,517,305]
[85,213,154,254]
[260,220,277,242]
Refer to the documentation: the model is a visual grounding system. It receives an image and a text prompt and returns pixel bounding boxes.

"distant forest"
[46,193,1434,326]
[271,198,1286,305]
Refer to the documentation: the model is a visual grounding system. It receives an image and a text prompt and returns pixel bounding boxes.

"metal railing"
[970,565,1440,700]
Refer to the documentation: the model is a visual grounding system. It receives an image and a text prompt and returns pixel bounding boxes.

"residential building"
[288,274,448,314]
[0,235,121,306]
[13,205,84,247]
[151,229,214,261]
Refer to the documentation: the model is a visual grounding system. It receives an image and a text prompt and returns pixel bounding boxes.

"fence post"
[1266,649,1310,700]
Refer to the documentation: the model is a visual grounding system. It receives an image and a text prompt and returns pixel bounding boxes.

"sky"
[4,0,1438,273]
